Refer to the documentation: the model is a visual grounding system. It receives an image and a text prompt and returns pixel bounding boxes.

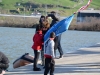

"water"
[0,27,100,71]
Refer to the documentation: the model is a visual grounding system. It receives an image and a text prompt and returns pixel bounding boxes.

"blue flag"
[44,14,74,43]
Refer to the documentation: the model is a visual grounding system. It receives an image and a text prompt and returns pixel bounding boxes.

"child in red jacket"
[32,26,43,71]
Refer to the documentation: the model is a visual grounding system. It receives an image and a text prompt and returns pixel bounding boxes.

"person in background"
[44,32,55,75]
[41,20,50,66]
[0,51,9,75]
[48,11,63,58]
[32,26,43,71]
[45,16,52,25]
[35,15,45,32]
[39,15,45,28]
[42,20,50,35]
[49,11,59,27]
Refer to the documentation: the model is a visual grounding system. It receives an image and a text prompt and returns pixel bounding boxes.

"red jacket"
[32,31,43,50]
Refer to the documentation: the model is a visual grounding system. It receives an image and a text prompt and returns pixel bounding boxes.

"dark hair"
[50,32,55,38]
[48,13,59,21]
[39,15,45,25]
[36,25,42,31]
[51,11,56,14]
[40,15,45,18]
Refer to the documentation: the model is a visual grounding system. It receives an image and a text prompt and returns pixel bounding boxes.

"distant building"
[77,10,100,23]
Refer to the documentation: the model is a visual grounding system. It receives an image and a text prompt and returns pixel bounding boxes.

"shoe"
[43,66,45,69]
[59,55,63,59]
[33,68,41,71]
[39,63,44,66]
[41,63,45,66]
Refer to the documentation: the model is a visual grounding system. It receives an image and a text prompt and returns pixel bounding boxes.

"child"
[44,32,55,75]
[32,26,43,71]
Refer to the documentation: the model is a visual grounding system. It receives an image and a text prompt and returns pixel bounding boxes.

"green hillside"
[0,0,100,16]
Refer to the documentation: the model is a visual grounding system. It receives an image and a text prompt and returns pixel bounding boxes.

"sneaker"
[33,68,41,71]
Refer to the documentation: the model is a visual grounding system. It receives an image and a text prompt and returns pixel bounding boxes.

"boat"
[13,53,34,68]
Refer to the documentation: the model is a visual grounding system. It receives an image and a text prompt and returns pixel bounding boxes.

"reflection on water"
[0,27,100,70]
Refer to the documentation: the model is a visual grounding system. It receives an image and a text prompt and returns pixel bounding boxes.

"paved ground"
[6,43,100,75]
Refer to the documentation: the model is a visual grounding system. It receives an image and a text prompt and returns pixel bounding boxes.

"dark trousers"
[33,50,40,69]
[44,58,55,75]
[54,34,63,56]
[41,46,45,66]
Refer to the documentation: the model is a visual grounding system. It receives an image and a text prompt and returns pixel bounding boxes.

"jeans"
[41,46,45,66]
[54,34,63,56]
[44,58,55,75]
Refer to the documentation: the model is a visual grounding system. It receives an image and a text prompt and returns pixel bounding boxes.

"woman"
[41,20,50,66]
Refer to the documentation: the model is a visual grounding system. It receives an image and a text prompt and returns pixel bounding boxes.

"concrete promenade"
[6,43,100,75]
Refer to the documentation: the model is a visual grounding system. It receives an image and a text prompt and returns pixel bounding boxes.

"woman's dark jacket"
[0,51,9,73]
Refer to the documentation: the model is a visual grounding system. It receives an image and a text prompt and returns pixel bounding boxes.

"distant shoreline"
[0,16,100,31]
